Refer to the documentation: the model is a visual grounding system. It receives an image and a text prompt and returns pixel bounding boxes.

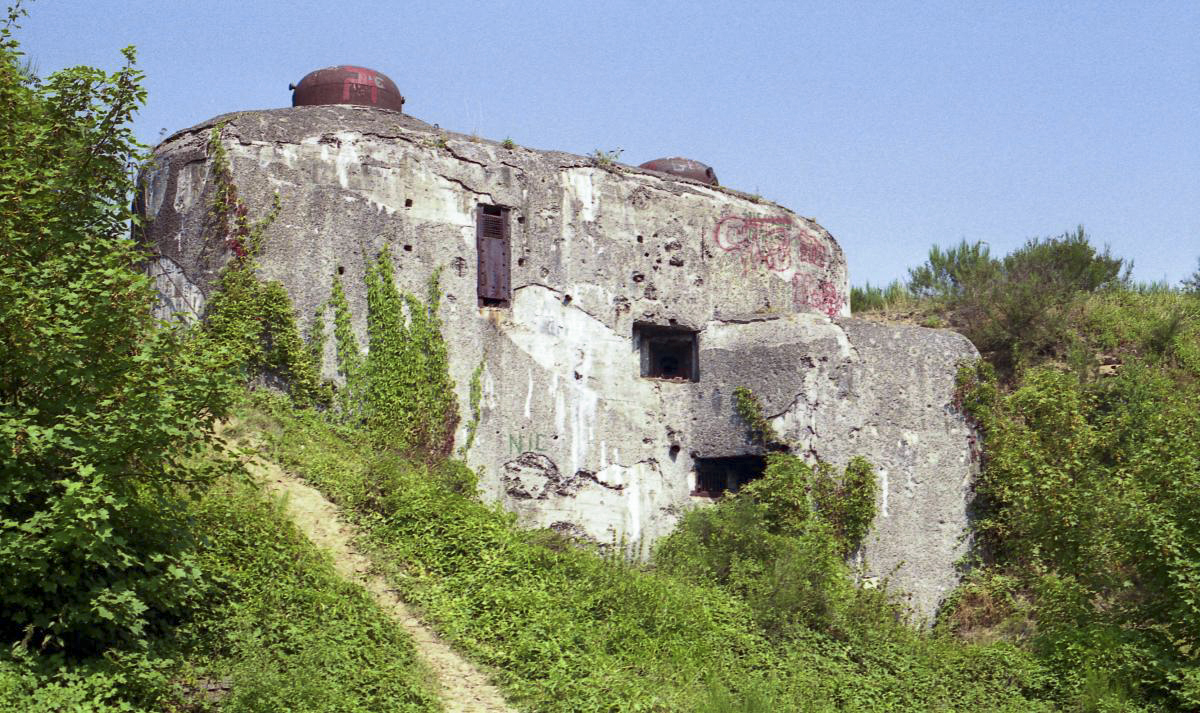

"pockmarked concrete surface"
[144,104,977,619]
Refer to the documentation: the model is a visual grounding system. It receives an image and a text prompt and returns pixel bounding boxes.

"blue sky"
[15,0,1199,287]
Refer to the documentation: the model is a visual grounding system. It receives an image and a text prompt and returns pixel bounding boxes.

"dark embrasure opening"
[692,455,767,497]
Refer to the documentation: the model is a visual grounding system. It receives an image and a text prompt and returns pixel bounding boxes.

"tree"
[1184,257,1200,294]
[0,7,235,652]
[909,227,1126,371]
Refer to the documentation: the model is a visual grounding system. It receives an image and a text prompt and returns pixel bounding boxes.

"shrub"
[907,239,998,301]
[957,358,1200,707]
[657,453,878,637]
[0,11,236,653]
[911,228,1126,371]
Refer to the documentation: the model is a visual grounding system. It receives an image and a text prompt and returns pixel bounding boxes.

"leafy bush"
[0,10,236,653]
[656,453,878,638]
[0,468,441,713]
[956,358,1200,709]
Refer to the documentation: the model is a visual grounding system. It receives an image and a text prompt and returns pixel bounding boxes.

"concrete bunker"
[142,99,979,620]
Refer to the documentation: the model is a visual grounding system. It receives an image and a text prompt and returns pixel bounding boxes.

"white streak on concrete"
[524,369,533,419]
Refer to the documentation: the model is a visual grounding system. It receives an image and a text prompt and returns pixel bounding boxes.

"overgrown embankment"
[245,391,1054,712]
[854,230,1200,711]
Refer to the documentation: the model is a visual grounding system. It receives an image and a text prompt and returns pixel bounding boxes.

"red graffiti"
[790,273,845,318]
[342,66,383,103]
[711,213,843,317]
[713,214,831,276]
[713,215,795,273]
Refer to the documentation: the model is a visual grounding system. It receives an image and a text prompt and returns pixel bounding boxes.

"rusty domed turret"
[638,157,718,186]
[290,65,405,112]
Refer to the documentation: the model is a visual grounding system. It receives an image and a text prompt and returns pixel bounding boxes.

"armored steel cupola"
[290,65,405,112]
[638,157,718,186]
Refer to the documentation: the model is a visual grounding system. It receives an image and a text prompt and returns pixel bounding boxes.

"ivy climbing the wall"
[327,249,459,459]
[197,125,330,408]
[461,359,485,456]
[328,274,366,420]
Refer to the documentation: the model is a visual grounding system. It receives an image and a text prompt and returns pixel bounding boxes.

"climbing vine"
[198,124,329,408]
[328,274,366,419]
[733,385,783,448]
[461,359,485,455]
[733,385,877,556]
[324,249,460,459]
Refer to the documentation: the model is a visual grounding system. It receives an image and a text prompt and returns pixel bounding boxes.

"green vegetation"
[853,228,1200,710]
[0,7,234,655]
[948,322,1200,710]
[254,393,1053,712]
[6,2,1200,708]
[0,469,441,712]
[849,279,914,313]
[589,147,623,167]
[1,15,436,709]
[197,125,330,408]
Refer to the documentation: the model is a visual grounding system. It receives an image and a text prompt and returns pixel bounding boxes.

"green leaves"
[959,356,1200,707]
[358,249,458,458]
[1,14,236,653]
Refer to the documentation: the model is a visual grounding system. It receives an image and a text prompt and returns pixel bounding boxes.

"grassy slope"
[245,396,1055,713]
[0,474,440,712]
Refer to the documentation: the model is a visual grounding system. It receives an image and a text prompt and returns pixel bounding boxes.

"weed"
[589,147,623,166]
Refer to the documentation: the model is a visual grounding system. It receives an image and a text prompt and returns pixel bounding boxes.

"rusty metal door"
[477,205,510,304]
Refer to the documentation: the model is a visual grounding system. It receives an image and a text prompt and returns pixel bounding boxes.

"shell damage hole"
[404,198,413,207]
[404,245,413,252]
[337,265,345,275]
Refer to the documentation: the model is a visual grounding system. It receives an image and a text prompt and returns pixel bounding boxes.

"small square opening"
[635,323,699,381]
[692,456,767,497]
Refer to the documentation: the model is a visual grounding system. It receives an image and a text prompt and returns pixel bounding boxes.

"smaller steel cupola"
[638,157,718,186]
[290,65,405,112]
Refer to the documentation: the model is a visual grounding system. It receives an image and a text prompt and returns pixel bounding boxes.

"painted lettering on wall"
[712,214,844,317]
[509,431,552,455]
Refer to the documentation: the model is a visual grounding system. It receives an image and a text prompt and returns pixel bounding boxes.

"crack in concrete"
[433,171,496,203]
[512,282,610,325]
[442,144,489,168]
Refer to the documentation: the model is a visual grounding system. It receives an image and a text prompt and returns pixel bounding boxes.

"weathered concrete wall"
[142,104,976,619]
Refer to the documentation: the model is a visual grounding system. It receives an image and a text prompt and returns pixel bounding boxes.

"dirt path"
[241,452,518,713]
